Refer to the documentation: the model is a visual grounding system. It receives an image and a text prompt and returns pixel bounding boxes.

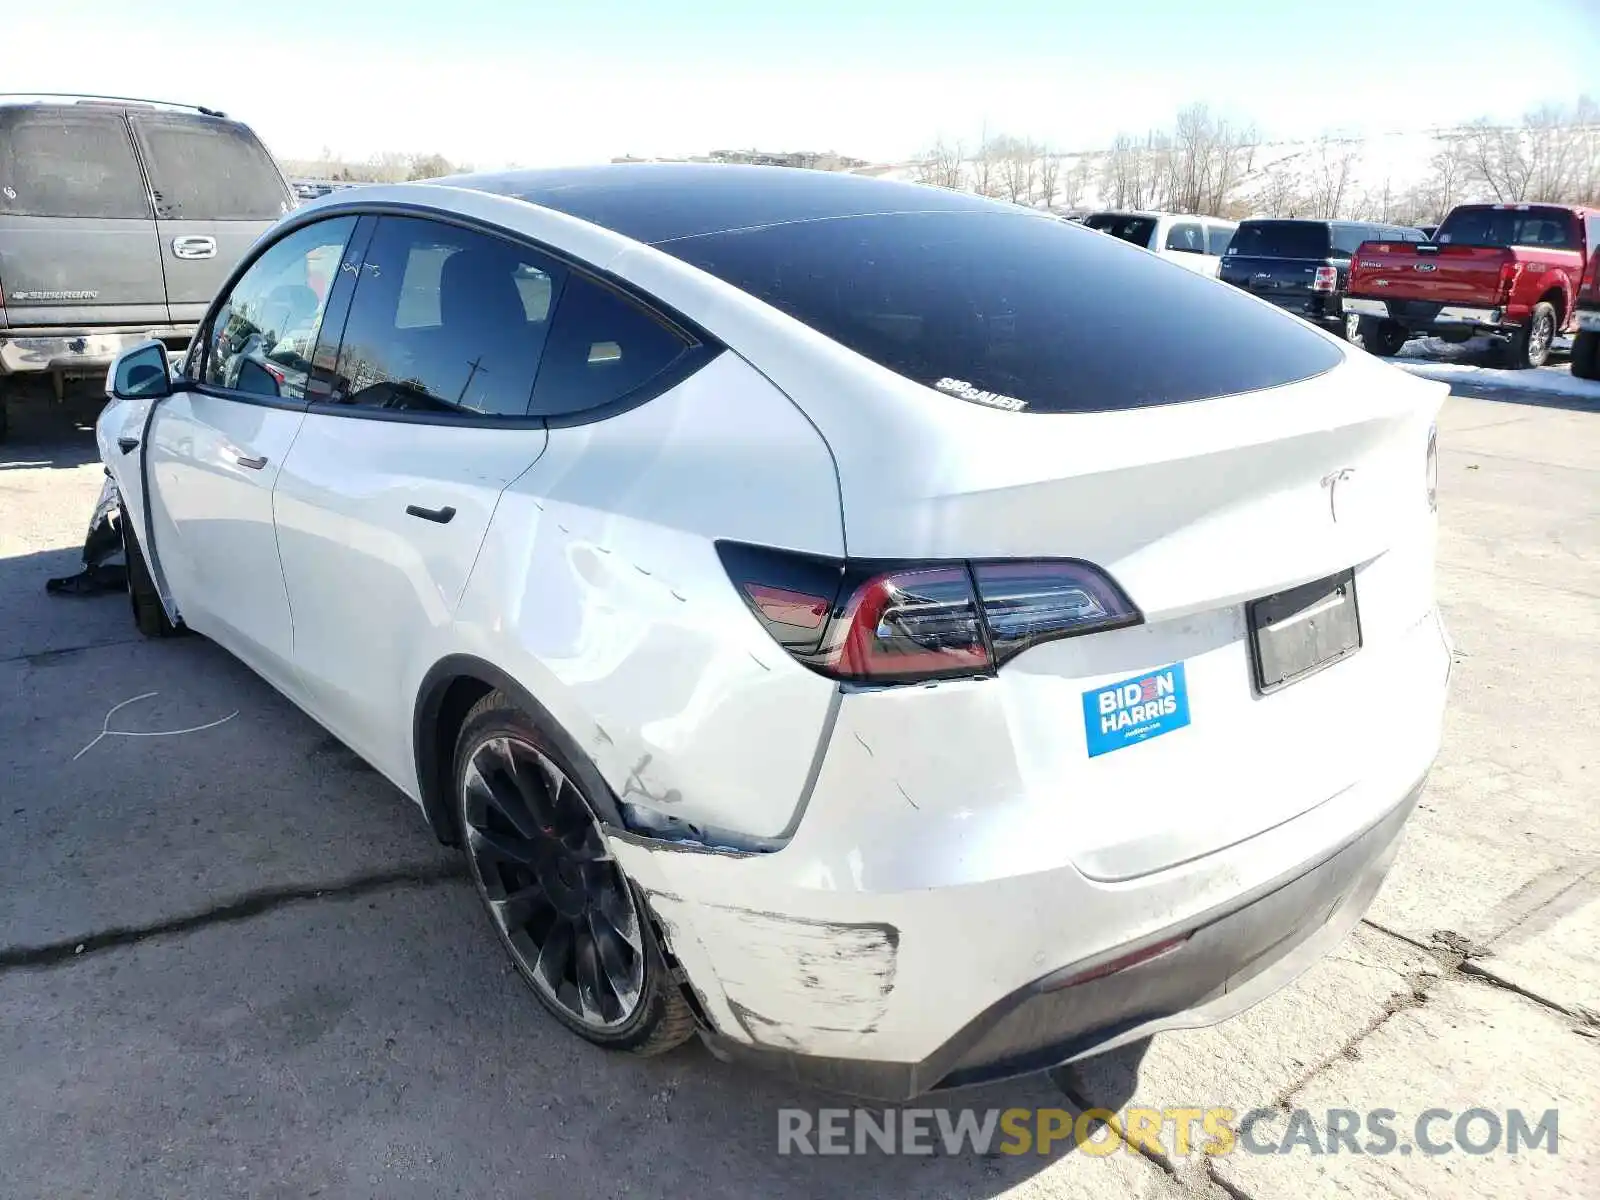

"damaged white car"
[98,165,1452,1097]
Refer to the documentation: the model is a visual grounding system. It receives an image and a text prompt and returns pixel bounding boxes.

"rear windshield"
[0,107,151,218]
[1083,213,1158,248]
[1436,206,1579,250]
[130,113,291,220]
[1226,221,1331,260]
[660,210,1342,413]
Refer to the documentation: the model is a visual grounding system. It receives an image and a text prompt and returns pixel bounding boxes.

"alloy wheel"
[1529,311,1553,364]
[460,735,645,1030]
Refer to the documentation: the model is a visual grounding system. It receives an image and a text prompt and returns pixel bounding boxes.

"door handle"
[232,452,269,470]
[117,436,140,454]
[172,236,217,259]
[172,235,217,260]
[405,504,456,524]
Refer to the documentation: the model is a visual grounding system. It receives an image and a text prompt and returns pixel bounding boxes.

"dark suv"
[0,95,293,438]
[1218,218,1428,339]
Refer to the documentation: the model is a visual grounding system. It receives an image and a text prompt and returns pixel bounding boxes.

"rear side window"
[328,216,563,418]
[1436,206,1579,250]
[204,216,357,400]
[1329,226,1368,255]
[529,274,694,418]
[1206,224,1234,255]
[129,113,291,220]
[662,210,1342,414]
[1165,221,1205,253]
[1084,213,1157,249]
[1227,221,1331,259]
[0,108,150,218]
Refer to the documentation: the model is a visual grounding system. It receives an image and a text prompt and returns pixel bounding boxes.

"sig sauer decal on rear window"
[932,378,1027,411]
[1082,663,1191,758]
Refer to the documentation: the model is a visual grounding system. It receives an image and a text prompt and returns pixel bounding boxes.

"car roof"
[440,163,1005,245]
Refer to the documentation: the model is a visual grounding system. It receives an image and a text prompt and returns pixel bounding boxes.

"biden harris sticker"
[1082,663,1191,758]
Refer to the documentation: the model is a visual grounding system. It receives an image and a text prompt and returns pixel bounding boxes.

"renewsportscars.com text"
[776,1106,1559,1157]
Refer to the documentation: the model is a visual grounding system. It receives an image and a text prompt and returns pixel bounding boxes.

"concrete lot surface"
[1,364,1596,1199]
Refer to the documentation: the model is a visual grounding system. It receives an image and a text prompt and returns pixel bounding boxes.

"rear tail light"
[719,542,1141,684]
[1312,266,1338,293]
[1495,262,1518,304]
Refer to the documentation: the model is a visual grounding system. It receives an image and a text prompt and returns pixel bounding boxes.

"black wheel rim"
[461,736,645,1030]
[1530,313,1552,361]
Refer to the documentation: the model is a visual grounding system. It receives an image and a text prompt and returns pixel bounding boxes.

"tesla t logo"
[1321,468,1355,522]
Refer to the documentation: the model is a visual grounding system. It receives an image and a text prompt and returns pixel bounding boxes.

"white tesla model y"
[98,165,1451,1097]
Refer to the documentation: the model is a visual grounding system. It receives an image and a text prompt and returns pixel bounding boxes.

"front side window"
[203,216,356,400]
[0,108,150,219]
[129,113,292,221]
[329,216,563,417]
[1165,221,1205,253]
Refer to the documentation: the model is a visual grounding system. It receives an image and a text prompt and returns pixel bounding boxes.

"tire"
[1502,302,1556,370]
[453,691,696,1056]
[1571,330,1600,381]
[0,383,9,444]
[1357,317,1409,357]
[120,505,180,638]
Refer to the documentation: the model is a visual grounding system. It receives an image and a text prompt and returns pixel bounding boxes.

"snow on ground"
[1392,336,1600,401]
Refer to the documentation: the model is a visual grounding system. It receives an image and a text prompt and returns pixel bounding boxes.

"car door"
[144,213,359,693]
[271,214,560,786]
[126,111,295,327]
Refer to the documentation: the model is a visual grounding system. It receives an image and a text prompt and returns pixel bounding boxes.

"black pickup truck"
[1218,218,1429,339]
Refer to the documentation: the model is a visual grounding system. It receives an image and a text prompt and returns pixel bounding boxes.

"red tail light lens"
[1312,266,1338,293]
[825,566,989,681]
[718,542,1141,683]
[1496,262,1518,304]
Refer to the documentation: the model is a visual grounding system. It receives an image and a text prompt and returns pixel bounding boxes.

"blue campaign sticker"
[1082,662,1191,758]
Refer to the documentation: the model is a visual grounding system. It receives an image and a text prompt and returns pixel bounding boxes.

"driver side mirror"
[109,340,174,401]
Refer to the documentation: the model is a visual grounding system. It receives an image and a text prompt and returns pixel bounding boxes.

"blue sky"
[15,0,1600,165]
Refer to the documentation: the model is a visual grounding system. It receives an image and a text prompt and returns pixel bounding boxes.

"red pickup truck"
[1345,203,1600,369]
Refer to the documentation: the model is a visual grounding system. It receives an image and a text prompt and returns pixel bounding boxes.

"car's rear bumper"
[697,777,1420,1098]
[0,325,194,377]
[609,607,1452,1098]
[1345,298,1506,330]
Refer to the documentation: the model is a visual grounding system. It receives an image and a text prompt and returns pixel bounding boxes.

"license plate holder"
[1248,570,1361,694]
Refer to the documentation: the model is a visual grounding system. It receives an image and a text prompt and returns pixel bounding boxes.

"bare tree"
[991,136,1039,204]
[1460,119,1533,202]
[972,132,1001,198]
[913,139,966,190]
[1061,156,1090,210]
[1307,136,1357,218]
[1038,151,1061,209]
[1255,164,1304,218]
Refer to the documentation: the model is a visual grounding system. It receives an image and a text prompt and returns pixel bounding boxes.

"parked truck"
[1344,203,1600,369]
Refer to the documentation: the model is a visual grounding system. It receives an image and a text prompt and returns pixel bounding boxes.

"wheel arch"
[1537,285,1567,325]
[412,654,628,845]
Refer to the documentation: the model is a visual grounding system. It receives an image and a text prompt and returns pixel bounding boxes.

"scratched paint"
[651,900,899,1049]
